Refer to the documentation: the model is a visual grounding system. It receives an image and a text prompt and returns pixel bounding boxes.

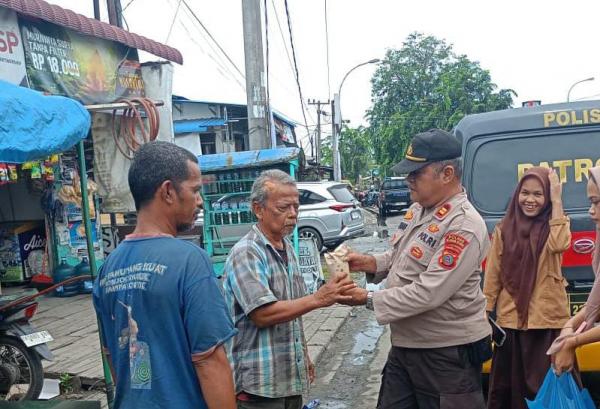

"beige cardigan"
[483,216,571,330]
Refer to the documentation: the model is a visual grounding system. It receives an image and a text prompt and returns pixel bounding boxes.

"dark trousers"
[487,328,581,409]
[377,345,486,409]
[236,394,303,409]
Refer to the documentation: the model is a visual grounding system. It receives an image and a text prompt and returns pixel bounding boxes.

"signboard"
[298,238,324,294]
[0,9,27,86]
[19,17,144,104]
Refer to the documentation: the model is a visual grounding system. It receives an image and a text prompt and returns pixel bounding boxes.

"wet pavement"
[306,307,389,408]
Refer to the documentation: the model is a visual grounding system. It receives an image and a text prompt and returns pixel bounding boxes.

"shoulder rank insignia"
[434,203,452,220]
[428,223,440,233]
[404,209,414,221]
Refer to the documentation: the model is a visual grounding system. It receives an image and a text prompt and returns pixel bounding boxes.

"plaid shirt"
[223,225,309,398]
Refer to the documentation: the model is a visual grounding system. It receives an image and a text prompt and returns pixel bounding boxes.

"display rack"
[198,148,301,276]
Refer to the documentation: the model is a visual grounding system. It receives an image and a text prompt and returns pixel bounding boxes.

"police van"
[454,100,600,375]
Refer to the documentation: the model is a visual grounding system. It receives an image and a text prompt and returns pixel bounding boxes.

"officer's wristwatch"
[366,291,374,311]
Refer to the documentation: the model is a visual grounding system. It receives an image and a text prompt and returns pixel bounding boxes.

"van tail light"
[329,204,353,212]
[24,303,38,320]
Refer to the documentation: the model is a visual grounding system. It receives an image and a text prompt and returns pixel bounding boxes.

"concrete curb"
[305,305,354,364]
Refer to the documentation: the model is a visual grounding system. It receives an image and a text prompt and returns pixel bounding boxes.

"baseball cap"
[391,129,462,174]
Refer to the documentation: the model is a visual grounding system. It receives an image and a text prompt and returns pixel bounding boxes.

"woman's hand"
[553,337,577,375]
[548,168,563,204]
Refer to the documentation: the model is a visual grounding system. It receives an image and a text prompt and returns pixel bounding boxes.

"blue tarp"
[0,80,91,163]
[198,147,301,172]
[173,118,227,134]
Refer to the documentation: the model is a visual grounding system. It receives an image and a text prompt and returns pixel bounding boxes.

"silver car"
[197,181,365,251]
[297,181,365,250]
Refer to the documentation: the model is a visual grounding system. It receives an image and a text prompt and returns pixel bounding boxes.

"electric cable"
[180,0,246,80]
[112,98,160,159]
[283,0,311,144]
[165,0,183,44]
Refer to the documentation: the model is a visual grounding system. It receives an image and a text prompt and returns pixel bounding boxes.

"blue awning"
[174,118,227,134]
[0,80,91,163]
[198,147,301,172]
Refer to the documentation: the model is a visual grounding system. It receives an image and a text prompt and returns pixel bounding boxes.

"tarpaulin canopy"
[0,80,91,163]
[198,147,301,173]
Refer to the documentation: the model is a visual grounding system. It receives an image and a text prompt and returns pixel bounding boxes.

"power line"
[168,0,246,91]
[122,0,137,11]
[324,0,331,98]
[180,0,246,81]
[284,0,311,141]
[269,0,315,124]
[270,0,296,87]
[165,0,182,44]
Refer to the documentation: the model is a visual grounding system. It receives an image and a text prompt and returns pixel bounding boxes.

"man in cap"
[342,129,491,408]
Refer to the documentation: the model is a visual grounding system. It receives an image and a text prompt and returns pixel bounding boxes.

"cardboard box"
[0,222,46,283]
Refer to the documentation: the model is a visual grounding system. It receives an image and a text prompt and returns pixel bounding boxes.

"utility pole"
[308,99,330,165]
[332,94,342,181]
[106,0,123,27]
[242,0,270,150]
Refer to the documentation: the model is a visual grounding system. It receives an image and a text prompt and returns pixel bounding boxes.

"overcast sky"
[46,0,600,151]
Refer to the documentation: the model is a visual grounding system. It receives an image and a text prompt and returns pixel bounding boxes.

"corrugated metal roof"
[198,147,301,172]
[0,0,183,64]
[173,118,226,134]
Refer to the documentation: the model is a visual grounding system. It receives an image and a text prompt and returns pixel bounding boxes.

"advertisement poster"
[298,238,324,294]
[19,17,145,104]
[0,9,28,86]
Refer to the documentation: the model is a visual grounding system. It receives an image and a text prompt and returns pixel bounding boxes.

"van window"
[466,130,600,215]
[383,179,407,190]
[328,185,355,203]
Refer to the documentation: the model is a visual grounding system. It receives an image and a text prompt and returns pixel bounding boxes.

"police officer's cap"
[391,129,462,175]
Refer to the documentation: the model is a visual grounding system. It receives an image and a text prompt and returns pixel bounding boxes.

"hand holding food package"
[324,244,350,280]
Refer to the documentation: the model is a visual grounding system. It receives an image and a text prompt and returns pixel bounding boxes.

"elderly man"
[223,169,355,409]
[343,129,492,409]
[93,142,237,409]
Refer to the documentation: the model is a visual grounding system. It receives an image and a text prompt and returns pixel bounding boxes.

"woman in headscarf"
[484,167,571,409]
[551,166,600,373]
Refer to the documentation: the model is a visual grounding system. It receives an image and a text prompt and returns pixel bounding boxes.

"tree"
[368,32,515,170]
[338,126,373,183]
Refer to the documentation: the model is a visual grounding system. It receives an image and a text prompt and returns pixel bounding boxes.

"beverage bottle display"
[221,200,230,224]
[231,199,239,224]
[218,173,227,194]
[75,256,92,294]
[213,202,222,225]
[53,257,79,297]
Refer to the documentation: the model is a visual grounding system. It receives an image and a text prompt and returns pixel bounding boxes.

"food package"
[7,165,17,182]
[324,244,351,280]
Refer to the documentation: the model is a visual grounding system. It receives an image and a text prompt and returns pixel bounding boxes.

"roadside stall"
[199,147,301,276]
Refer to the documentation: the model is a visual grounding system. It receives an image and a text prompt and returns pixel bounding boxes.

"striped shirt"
[223,225,309,398]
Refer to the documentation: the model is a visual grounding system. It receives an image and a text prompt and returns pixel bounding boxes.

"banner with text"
[19,17,145,104]
[0,9,28,86]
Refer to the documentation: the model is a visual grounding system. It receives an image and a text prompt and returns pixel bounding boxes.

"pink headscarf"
[583,167,600,330]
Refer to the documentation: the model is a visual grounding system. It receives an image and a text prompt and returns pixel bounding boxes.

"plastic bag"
[526,369,596,409]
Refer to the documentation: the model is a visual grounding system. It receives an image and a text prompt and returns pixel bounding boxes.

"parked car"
[297,181,365,250]
[197,181,365,251]
[377,177,411,217]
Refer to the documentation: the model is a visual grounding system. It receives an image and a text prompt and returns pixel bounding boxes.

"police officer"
[343,129,491,409]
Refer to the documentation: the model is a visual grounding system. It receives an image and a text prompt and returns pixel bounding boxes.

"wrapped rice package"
[324,244,350,280]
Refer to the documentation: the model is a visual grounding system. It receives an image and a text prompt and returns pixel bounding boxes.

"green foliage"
[339,126,373,183]
[59,372,73,394]
[367,32,515,171]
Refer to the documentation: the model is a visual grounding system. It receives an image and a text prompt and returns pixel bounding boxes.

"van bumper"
[482,341,600,374]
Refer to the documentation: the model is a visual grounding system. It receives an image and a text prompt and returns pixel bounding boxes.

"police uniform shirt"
[370,191,491,348]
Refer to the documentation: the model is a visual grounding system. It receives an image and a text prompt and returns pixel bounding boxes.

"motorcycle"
[0,292,53,401]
